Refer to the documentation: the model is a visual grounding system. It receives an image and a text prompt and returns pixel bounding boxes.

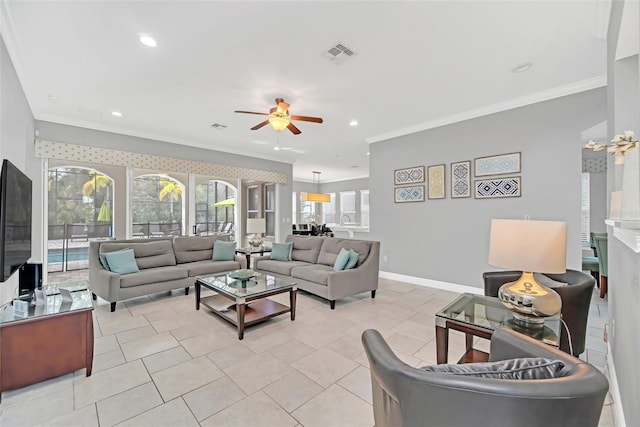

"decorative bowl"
[229,269,256,280]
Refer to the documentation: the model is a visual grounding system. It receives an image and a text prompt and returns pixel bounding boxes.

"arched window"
[132,175,184,237]
[47,167,113,271]
[195,180,236,235]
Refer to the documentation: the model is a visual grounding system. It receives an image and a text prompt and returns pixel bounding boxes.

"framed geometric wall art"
[394,166,425,185]
[475,176,521,199]
[394,186,425,203]
[450,160,471,198]
[474,152,521,177]
[427,164,445,199]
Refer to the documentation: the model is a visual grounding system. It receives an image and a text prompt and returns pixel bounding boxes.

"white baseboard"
[607,342,626,427]
[379,271,483,295]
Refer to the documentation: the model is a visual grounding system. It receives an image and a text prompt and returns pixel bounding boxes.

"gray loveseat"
[253,235,380,309]
[89,236,246,311]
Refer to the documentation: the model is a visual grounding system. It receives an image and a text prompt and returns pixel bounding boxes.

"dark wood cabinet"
[0,291,94,401]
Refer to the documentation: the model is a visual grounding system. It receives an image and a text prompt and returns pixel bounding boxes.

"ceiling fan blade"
[235,110,269,116]
[290,115,324,123]
[287,122,302,135]
[251,120,270,130]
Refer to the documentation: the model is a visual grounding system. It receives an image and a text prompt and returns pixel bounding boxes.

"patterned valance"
[34,139,287,184]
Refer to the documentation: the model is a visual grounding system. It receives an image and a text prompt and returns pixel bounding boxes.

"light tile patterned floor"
[0,272,616,426]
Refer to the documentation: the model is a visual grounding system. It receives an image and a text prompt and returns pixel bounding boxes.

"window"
[360,190,370,227]
[292,192,297,224]
[264,183,275,237]
[581,173,590,245]
[132,175,184,238]
[195,180,235,234]
[322,193,336,224]
[340,191,356,224]
[300,194,316,223]
[247,186,259,219]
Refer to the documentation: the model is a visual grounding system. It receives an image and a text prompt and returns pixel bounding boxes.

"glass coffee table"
[195,271,296,340]
[435,293,560,364]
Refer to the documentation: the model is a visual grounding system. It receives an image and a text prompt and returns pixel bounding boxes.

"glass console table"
[435,293,560,364]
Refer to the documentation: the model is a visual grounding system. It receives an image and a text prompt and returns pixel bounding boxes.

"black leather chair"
[483,269,595,356]
[362,328,608,427]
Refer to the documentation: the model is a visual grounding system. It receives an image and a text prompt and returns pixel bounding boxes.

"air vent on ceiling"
[210,123,227,129]
[322,42,356,65]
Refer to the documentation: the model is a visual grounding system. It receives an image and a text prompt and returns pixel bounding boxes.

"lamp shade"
[301,192,331,203]
[488,219,567,274]
[246,218,266,234]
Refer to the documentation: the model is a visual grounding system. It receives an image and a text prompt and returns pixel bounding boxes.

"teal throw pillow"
[99,252,111,271]
[102,249,139,275]
[212,241,237,261]
[345,249,359,269]
[333,248,351,271]
[271,242,293,261]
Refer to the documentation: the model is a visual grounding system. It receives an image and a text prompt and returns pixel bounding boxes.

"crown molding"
[366,75,607,144]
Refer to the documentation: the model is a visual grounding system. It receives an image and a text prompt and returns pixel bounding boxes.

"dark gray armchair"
[483,269,595,356]
[362,328,608,427]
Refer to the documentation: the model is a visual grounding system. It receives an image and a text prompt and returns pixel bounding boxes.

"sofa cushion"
[271,242,293,261]
[333,248,351,271]
[212,241,237,261]
[285,235,324,263]
[184,260,241,276]
[317,238,371,267]
[255,259,309,276]
[102,249,139,275]
[119,265,188,288]
[420,358,566,380]
[100,240,176,269]
[173,235,229,263]
[345,249,359,269]
[291,264,333,286]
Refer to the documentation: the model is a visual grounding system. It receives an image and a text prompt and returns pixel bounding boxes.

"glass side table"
[435,293,560,364]
[235,246,272,268]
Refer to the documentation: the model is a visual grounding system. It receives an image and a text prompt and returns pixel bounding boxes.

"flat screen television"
[0,159,32,282]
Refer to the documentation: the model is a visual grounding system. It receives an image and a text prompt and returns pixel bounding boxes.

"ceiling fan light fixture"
[269,116,290,132]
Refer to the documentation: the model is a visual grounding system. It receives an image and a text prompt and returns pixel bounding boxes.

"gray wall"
[0,34,36,305]
[606,2,640,424]
[36,121,293,244]
[369,88,606,288]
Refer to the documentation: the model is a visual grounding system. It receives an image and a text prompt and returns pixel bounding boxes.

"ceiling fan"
[235,98,323,135]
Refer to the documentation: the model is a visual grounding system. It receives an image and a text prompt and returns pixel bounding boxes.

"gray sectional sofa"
[89,236,246,311]
[254,235,380,309]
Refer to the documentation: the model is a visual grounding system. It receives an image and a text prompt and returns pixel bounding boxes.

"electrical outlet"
[383,255,388,262]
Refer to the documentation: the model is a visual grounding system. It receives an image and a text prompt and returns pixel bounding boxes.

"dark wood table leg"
[465,333,474,355]
[237,302,245,340]
[245,254,251,268]
[436,325,448,364]
[195,281,201,310]
[290,289,297,320]
[85,311,94,376]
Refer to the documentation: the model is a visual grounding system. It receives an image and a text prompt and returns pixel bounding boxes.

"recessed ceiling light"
[366,152,370,156]
[111,111,123,117]
[349,120,358,127]
[139,35,157,47]
[274,146,280,151]
[512,62,532,73]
